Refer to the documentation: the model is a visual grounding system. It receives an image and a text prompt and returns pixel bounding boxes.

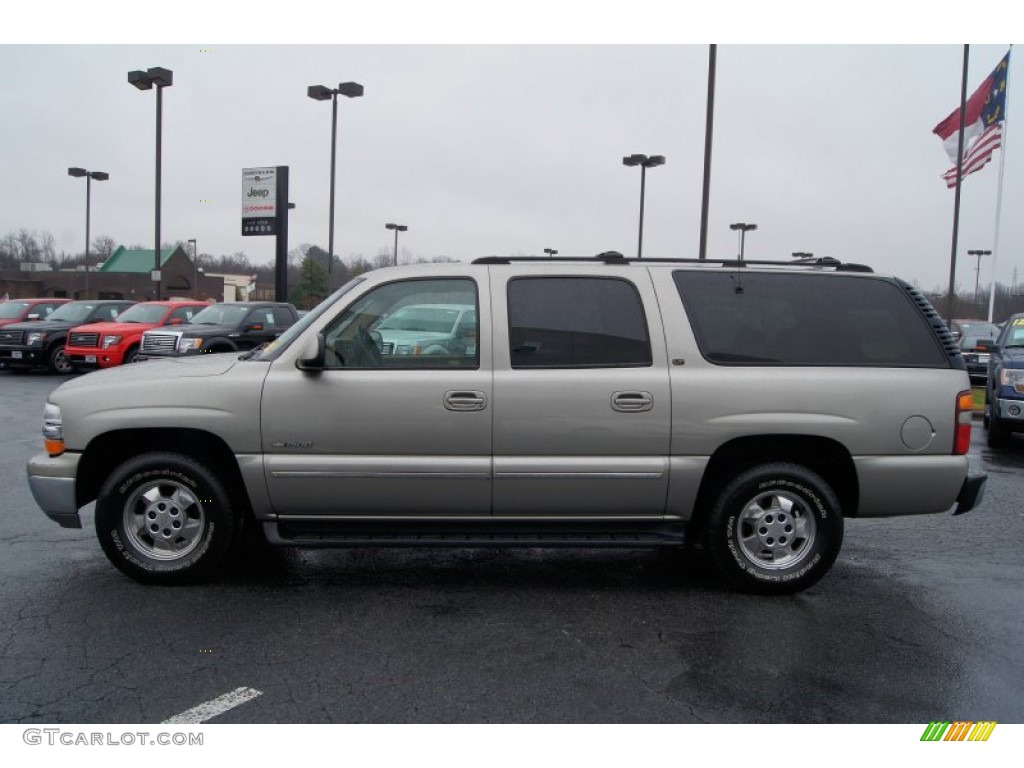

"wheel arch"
[690,434,859,536]
[77,428,252,515]
[203,337,238,353]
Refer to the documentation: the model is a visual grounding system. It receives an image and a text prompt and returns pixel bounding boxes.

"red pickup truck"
[65,300,207,369]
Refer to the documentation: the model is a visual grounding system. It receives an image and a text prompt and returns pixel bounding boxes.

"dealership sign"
[241,167,277,236]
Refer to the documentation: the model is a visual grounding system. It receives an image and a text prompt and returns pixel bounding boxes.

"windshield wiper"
[239,342,268,361]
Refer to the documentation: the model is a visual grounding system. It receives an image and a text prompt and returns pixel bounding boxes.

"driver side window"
[322,278,479,370]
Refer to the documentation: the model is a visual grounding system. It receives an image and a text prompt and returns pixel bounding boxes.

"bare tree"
[92,236,116,260]
[39,231,56,262]
[16,229,40,261]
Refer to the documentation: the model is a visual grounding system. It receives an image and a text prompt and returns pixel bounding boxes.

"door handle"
[611,391,653,413]
[444,391,488,411]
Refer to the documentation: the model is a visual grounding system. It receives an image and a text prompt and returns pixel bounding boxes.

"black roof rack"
[472,253,874,273]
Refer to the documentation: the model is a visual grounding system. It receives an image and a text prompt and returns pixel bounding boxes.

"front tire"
[95,452,240,584]
[123,345,140,365]
[48,343,72,374]
[987,404,1011,448]
[706,463,843,594]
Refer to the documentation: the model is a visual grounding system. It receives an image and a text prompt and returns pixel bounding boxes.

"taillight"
[954,390,974,455]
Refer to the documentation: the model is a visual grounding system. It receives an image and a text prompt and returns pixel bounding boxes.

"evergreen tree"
[289,255,329,310]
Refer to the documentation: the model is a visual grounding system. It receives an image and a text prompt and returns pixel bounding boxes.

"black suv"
[0,300,135,374]
[137,302,299,360]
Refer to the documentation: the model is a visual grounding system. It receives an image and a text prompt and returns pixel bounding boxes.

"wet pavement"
[1,370,1021,723]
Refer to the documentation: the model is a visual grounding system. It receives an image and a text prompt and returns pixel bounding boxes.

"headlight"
[26,332,46,346]
[177,337,204,353]
[42,402,64,456]
[1000,368,1024,393]
[101,335,122,349]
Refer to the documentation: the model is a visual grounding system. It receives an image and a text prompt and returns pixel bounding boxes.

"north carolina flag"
[933,51,1010,188]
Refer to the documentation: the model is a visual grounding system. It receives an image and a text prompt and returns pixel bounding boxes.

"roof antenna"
[729,271,744,294]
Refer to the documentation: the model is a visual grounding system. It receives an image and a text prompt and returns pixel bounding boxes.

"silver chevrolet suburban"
[26,255,986,594]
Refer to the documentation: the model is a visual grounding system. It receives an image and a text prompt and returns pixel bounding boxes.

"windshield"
[958,322,999,338]
[246,277,364,362]
[47,302,99,323]
[115,304,172,324]
[377,306,463,334]
[0,302,30,319]
[190,304,251,325]
[1005,327,1024,347]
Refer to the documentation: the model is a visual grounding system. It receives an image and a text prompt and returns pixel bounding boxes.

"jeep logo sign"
[241,166,277,236]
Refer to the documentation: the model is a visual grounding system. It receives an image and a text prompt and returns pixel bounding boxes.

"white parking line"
[162,687,263,724]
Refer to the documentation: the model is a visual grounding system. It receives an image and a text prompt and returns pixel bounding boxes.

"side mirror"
[26,314,40,321]
[245,323,264,332]
[296,333,325,372]
[168,317,183,325]
[976,339,994,352]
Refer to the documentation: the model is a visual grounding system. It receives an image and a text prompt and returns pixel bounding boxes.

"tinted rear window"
[673,271,948,367]
[508,277,651,368]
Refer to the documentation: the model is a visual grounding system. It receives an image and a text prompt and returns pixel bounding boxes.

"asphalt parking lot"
[1,369,1023,724]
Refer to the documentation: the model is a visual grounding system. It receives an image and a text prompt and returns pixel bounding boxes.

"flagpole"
[698,44,717,261]
[946,45,970,326]
[987,45,1012,322]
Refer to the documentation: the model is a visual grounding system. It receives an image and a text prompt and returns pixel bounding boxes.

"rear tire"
[95,452,240,584]
[706,463,843,594]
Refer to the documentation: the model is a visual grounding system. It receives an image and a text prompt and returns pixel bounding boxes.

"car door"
[489,266,671,516]
[240,307,278,348]
[260,276,492,516]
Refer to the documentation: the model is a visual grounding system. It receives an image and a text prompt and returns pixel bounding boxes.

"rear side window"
[508,277,651,368]
[673,272,948,367]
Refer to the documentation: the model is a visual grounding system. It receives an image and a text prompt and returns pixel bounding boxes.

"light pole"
[308,81,364,292]
[128,66,173,299]
[544,248,558,258]
[67,167,108,299]
[188,238,198,298]
[622,153,666,259]
[968,249,992,311]
[730,222,758,261]
[385,223,407,266]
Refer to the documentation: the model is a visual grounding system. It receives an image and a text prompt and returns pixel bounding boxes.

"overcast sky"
[2,5,1020,293]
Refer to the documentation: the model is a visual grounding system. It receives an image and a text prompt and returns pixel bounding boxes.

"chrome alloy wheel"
[735,490,816,569]
[123,481,205,561]
[51,347,72,374]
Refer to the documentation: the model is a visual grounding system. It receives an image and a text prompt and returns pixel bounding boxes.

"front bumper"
[26,452,82,528]
[0,345,47,368]
[66,346,125,369]
[995,396,1024,423]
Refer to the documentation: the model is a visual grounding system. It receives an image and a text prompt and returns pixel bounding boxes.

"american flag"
[933,51,1010,189]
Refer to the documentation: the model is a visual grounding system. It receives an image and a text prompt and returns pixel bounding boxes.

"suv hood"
[149,322,237,337]
[379,330,453,344]
[55,353,240,393]
[2,319,78,333]
[1000,347,1024,366]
